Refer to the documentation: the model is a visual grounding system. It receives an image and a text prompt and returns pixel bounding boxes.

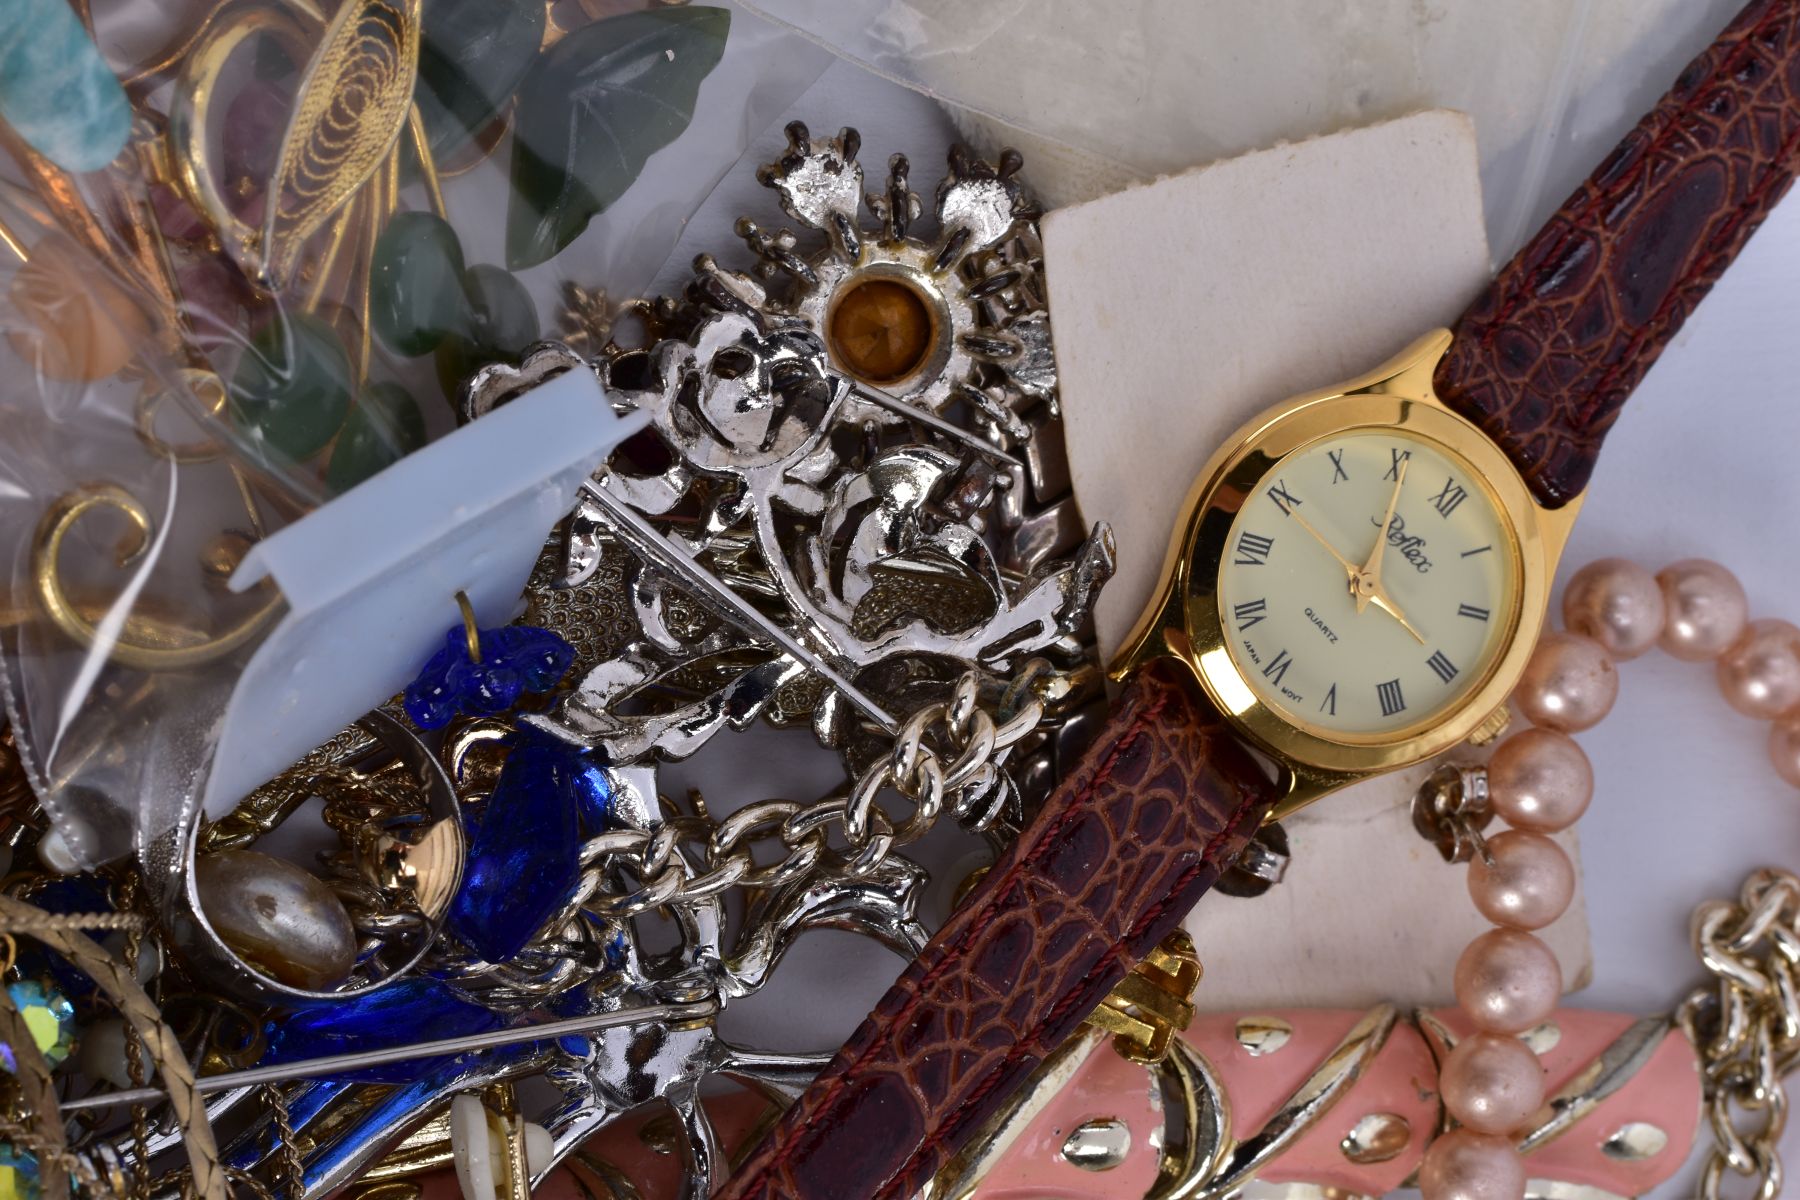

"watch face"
[1215,428,1518,738]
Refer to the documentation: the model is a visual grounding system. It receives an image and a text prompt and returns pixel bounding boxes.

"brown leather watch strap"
[1436,0,1800,507]
[717,660,1276,1200]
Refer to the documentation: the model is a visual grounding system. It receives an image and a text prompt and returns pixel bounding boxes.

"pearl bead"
[1514,632,1617,732]
[1770,715,1800,789]
[1561,558,1665,660]
[1657,559,1749,662]
[1419,1129,1528,1200]
[78,1017,149,1089]
[1487,728,1592,833]
[1454,928,1561,1034]
[194,849,358,991]
[1441,1032,1547,1134]
[1468,830,1574,930]
[1717,619,1800,720]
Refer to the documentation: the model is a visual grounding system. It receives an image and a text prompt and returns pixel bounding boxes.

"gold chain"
[1677,867,1800,1200]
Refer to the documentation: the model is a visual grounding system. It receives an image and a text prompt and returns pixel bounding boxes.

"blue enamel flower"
[403,625,575,730]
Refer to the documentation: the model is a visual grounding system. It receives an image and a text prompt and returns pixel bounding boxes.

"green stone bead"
[370,212,469,357]
[327,382,427,495]
[230,314,353,463]
[463,263,539,356]
[434,264,538,403]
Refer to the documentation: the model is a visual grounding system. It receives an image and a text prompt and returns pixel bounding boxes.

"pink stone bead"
[1419,1129,1527,1200]
[1514,631,1618,733]
[1657,559,1749,662]
[1468,830,1575,931]
[1772,716,1800,789]
[1487,728,1592,833]
[1717,618,1800,720]
[1561,558,1665,660]
[1455,928,1562,1034]
[1440,1032,1547,1135]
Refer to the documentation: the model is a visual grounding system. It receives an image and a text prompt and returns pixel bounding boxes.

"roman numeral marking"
[1426,650,1459,684]
[1232,598,1269,630]
[1377,678,1406,717]
[1266,479,1302,515]
[1385,448,1412,481]
[1458,603,1491,622]
[1328,449,1348,484]
[1235,531,1275,566]
[1430,476,1469,518]
[1461,544,1493,558]
[1262,648,1293,688]
[1321,683,1337,716]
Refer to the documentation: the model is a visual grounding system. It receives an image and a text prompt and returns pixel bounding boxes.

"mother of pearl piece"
[194,849,358,991]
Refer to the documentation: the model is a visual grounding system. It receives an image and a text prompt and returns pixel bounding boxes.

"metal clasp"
[1085,930,1203,1064]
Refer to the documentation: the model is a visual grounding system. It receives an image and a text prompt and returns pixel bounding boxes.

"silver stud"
[1235,1015,1294,1056]
[1340,1112,1412,1165]
[1060,1118,1131,1171]
[1601,1122,1669,1161]
[1521,1021,1563,1054]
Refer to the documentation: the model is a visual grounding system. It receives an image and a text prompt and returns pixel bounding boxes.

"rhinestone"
[0,1143,39,1200]
[828,277,934,384]
[4,979,74,1070]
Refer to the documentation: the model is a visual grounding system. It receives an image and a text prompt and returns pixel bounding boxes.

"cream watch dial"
[1216,429,1518,737]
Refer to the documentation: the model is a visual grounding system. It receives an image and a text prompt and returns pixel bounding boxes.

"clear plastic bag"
[738,0,1747,259]
[0,0,832,866]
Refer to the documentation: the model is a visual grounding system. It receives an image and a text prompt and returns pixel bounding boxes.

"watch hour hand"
[1369,586,1427,645]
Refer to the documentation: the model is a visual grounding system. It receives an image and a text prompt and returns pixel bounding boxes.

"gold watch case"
[1111,328,1581,821]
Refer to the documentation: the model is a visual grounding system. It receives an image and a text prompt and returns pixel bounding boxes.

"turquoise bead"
[326,382,426,494]
[0,0,130,173]
[370,212,469,357]
[231,314,353,463]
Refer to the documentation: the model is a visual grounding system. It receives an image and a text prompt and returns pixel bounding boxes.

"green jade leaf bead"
[230,313,353,463]
[327,381,427,495]
[415,0,545,159]
[370,212,469,357]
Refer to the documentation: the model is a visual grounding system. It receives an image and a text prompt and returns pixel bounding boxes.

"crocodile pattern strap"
[716,660,1277,1200]
[1435,0,1800,507]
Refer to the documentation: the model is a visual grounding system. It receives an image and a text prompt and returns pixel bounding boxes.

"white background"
[647,56,1800,1198]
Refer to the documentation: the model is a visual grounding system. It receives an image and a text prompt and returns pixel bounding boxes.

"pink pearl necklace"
[1420,557,1793,1200]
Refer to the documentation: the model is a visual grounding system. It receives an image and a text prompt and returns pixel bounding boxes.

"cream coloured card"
[1040,109,1591,1007]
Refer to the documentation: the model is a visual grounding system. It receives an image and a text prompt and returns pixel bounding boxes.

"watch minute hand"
[1285,507,1358,578]
[1359,456,1408,612]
